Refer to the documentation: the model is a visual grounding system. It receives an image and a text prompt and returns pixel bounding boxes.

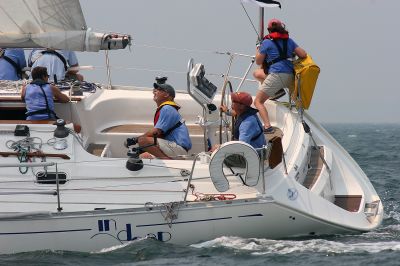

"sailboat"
[0,0,383,254]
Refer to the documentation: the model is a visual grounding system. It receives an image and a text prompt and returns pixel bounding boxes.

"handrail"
[0,162,55,168]
[236,59,256,92]
[0,151,70,160]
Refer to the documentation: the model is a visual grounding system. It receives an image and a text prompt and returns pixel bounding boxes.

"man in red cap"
[216,91,266,167]
[220,91,266,149]
[254,18,307,134]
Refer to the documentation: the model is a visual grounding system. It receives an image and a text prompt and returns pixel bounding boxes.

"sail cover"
[0,0,131,51]
[241,0,281,8]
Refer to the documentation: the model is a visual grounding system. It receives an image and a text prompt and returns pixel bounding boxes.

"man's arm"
[294,47,307,59]
[255,47,266,66]
[51,85,70,103]
[20,85,26,101]
[66,51,79,74]
[143,127,163,138]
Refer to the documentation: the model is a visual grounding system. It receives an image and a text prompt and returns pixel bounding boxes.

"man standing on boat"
[132,81,192,159]
[254,19,307,134]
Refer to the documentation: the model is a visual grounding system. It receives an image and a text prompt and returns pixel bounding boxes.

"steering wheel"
[219,80,234,144]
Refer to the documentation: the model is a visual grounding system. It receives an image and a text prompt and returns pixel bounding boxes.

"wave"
[192,236,400,255]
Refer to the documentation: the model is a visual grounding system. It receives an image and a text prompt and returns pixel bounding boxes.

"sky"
[78,0,400,124]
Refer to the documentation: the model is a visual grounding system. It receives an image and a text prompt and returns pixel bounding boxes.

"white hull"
[0,198,361,254]
[0,87,383,253]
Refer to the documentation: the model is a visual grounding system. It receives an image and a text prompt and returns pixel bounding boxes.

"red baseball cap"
[231,92,253,107]
[267,18,283,29]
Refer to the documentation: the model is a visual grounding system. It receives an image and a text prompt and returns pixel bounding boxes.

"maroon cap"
[231,92,253,107]
[267,18,283,29]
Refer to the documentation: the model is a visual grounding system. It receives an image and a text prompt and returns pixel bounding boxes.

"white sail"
[0,0,131,51]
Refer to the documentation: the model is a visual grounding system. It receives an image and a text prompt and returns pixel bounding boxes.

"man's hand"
[219,104,228,113]
[124,137,138,148]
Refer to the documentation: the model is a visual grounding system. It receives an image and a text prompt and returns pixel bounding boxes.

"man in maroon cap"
[220,91,266,149]
[217,91,266,167]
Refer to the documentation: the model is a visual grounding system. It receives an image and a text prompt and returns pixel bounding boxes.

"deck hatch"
[36,172,67,184]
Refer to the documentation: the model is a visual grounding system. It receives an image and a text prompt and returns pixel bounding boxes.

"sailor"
[254,18,307,134]
[28,49,84,83]
[253,23,290,84]
[134,81,192,159]
[221,91,266,148]
[0,48,26,81]
[21,66,69,120]
[218,91,266,167]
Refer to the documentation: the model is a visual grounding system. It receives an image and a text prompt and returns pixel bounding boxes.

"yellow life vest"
[292,55,320,110]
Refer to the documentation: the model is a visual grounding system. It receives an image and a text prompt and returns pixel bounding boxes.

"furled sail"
[0,0,131,51]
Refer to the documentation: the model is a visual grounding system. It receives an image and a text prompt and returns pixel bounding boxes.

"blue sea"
[1,124,399,265]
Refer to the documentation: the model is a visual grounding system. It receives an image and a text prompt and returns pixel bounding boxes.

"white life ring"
[209,141,261,192]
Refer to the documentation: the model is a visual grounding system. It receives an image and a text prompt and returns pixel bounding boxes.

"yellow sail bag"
[292,55,320,109]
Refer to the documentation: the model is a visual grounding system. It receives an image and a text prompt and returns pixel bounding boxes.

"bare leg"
[138,136,171,159]
[254,90,271,129]
[253,69,267,83]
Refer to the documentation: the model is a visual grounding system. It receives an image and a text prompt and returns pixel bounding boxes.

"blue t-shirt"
[24,83,55,120]
[259,38,298,74]
[155,105,192,150]
[238,115,266,149]
[29,49,79,82]
[0,48,26,80]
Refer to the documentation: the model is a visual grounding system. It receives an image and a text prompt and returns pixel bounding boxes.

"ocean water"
[1,124,399,266]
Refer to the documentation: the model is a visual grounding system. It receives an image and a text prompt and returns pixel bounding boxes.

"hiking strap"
[1,55,22,78]
[26,84,58,119]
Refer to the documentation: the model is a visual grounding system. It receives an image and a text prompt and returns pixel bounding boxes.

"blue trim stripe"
[137,216,232,227]
[0,228,91,235]
[238,214,263,218]
[98,220,103,231]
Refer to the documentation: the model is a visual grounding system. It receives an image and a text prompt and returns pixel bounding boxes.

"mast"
[259,7,264,41]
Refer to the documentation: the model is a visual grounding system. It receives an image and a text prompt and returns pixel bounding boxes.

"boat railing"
[95,45,258,92]
[0,161,63,212]
[183,153,203,203]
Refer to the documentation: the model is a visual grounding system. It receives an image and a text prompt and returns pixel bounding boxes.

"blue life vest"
[233,108,264,142]
[25,79,57,120]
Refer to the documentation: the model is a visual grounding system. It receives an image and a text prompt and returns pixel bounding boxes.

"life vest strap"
[1,55,22,78]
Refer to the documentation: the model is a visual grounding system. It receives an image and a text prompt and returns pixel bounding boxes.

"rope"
[240,2,260,41]
[16,147,29,174]
[159,202,181,228]
[193,192,237,202]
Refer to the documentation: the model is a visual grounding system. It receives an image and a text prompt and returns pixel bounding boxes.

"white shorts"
[259,73,294,97]
[158,138,188,158]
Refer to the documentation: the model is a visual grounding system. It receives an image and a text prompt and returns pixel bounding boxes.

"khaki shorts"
[259,73,294,97]
[158,138,188,158]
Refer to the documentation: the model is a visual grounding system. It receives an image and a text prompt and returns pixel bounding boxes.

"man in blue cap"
[136,82,191,159]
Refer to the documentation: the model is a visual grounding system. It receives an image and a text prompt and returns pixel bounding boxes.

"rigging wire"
[240,2,261,42]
